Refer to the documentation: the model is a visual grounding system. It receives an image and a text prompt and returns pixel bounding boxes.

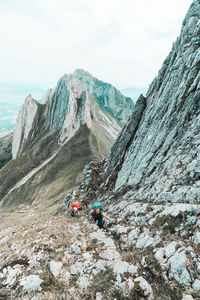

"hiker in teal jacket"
[91,202,115,229]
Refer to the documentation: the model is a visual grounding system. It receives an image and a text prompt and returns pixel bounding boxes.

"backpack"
[93,202,103,211]
[72,201,81,209]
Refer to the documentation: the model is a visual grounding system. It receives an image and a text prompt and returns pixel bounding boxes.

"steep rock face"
[12,95,38,159]
[12,69,133,159]
[104,0,200,203]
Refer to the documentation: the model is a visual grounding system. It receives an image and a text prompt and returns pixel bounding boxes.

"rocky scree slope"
[0,70,133,209]
[62,1,200,298]
[0,205,153,300]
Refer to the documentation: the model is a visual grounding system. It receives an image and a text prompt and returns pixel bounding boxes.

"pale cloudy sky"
[0,0,192,92]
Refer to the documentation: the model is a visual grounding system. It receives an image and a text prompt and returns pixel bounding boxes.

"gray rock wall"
[104,0,200,204]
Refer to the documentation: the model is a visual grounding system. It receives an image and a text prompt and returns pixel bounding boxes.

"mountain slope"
[0,70,133,208]
[61,1,200,298]
[0,133,12,169]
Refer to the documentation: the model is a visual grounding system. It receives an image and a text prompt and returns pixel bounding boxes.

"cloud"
[0,0,192,90]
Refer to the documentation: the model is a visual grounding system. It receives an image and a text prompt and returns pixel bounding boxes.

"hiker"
[71,201,83,217]
[91,202,116,229]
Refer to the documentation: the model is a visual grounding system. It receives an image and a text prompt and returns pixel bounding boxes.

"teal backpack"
[93,202,103,211]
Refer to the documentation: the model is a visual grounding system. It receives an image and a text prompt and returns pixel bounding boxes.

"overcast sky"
[0,0,192,91]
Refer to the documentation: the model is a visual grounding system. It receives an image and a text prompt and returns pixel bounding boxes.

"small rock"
[134,276,154,298]
[49,261,62,277]
[34,270,43,275]
[3,266,21,286]
[182,295,194,300]
[192,279,200,292]
[113,261,128,274]
[60,271,71,283]
[82,252,93,261]
[70,262,83,275]
[100,249,120,261]
[20,275,43,293]
[96,292,102,300]
[70,242,82,254]
[77,276,90,289]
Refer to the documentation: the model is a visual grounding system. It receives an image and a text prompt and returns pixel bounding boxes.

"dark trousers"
[94,216,104,228]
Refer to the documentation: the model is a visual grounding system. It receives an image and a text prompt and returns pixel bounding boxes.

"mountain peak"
[11,71,134,160]
[73,68,92,78]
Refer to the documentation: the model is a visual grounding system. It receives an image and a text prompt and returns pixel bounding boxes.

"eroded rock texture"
[62,1,200,298]
[105,0,200,204]
[12,69,133,160]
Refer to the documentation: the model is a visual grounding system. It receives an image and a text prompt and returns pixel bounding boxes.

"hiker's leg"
[97,218,103,229]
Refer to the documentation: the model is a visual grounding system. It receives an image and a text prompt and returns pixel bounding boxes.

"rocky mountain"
[0,69,133,208]
[0,1,199,299]
[61,0,200,298]
[12,69,133,160]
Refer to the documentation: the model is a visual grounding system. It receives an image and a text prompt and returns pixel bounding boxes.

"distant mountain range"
[0,82,47,134]
[0,82,46,105]
[0,102,20,134]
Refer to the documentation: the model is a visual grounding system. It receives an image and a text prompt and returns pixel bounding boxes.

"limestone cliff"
[0,70,133,207]
[104,0,200,203]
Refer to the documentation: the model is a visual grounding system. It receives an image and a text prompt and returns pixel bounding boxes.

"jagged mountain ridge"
[12,69,133,159]
[0,70,133,208]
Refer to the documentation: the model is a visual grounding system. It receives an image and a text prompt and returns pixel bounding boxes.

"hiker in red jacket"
[71,201,82,217]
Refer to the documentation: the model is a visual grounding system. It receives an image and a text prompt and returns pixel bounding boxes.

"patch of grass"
[40,270,66,293]
[152,280,184,300]
[153,214,183,234]
[68,274,79,287]
[121,248,141,265]
[129,283,146,300]
[88,266,116,295]
[86,239,98,251]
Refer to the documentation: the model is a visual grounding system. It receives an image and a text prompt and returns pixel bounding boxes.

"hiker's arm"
[91,213,96,222]
[102,212,115,223]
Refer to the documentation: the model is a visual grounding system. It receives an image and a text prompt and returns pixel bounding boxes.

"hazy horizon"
[0,0,192,104]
